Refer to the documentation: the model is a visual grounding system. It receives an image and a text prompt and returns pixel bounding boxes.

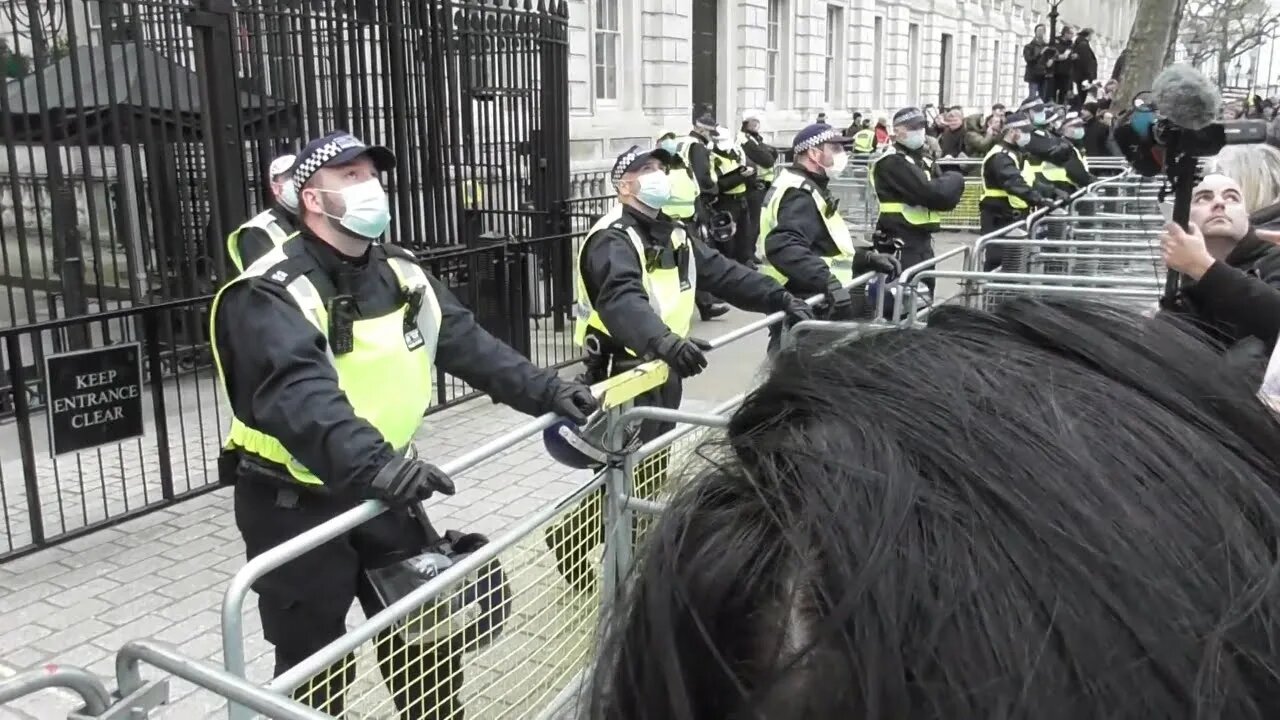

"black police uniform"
[546,203,804,593]
[216,231,575,717]
[682,129,731,316]
[980,140,1044,271]
[739,126,779,264]
[234,204,298,271]
[872,142,966,291]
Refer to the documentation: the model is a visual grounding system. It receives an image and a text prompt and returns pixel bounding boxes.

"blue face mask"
[1032,112,1047,126]
[658,138,679,154]
[1065,127,1085,141]
[317,178,391,240]
[636,171,672,209]
[1015,132,1032,148]
[900,130,926,150]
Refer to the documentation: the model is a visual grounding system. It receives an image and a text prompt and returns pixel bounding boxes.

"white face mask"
[278,179,299,213]
[635,170,672,210]
[314,178,391,240]
[828,150,850,176]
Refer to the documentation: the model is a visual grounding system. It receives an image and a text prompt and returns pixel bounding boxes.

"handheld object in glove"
[548,382,599,424]
[648,333,713,378]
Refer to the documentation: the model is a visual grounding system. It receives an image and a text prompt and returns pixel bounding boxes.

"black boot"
[698,302,729,320]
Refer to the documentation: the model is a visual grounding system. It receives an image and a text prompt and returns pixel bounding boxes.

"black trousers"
[544,368,682,594]
[743,185,767,263]
[899,234,936,296]
[234,478,464,720]
[980,206,1025,271]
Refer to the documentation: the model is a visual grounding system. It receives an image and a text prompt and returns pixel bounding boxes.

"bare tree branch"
[0,0,63,45]
[1180,0,1279,82]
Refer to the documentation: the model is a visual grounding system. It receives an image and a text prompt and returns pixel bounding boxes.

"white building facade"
[566,0,1137,171]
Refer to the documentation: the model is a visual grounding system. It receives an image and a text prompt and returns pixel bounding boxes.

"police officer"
[758,123,900,349]
[211,131,598,717]
[709,125,757,264]
[1043,111,1095,193]
[870,107,966,294]
[546,144,813,591]
[226,153,300,273]
[656,130,700,224]
[677,113,731,319]
[852,118,877,154]
[738,112,778,267]
[980,112,1049,270]
[1017,96,1076,200]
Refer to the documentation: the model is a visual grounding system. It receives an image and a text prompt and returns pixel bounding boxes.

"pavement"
[0,235,973,720]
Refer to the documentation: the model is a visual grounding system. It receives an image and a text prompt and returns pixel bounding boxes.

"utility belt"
[219,444,419,495]
[581,328,647,383]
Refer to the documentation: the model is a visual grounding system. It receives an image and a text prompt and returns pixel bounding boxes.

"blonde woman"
[1205,144,1280,215]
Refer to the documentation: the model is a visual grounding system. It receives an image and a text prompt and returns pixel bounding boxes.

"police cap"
[610,144,674,186]
[792,123,842,153]
[293,131,395,189]
[1017,96,1046,114]
[892,107,928,130]
[1004,112,1033,130]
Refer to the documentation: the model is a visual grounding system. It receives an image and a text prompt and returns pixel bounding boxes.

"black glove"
[854,248,901,279]
[548,381,598,424]
[823,284,856,321]
[871,230,904,255]
[649,333,712,378]
[1027,192,1048,208]
[780,295,815,326]
[1054,188,1073,204]
[369,457,455,506]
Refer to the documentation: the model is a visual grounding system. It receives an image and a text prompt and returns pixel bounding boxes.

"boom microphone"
[1150,64,1221,131]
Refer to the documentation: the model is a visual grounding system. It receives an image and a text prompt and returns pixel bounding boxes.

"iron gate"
[0,0,572,561]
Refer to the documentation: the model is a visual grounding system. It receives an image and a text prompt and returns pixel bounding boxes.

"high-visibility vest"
[853,129,876,153]
[666,163,700,220]
[226,210,295,273]
[756,168,858,286]
[1039,144,1088,187]
[870,147,942,226]
[737,132,777,183]
[711,145,749,196]
[981,144,1030,211]
[210,241,443,487]
[573,204,698,354]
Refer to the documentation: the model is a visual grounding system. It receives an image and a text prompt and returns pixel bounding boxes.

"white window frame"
[825,3,844,107]
[967,35,979,106]
[908,23,921,105]
[591,0,621,105]
[872,15,884,108]
[991,39,1002,105]
[766,0,787,107]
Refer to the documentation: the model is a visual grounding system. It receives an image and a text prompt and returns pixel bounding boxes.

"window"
[908,23,920,103]
[767,0,784,104]
[968,35,979,106]
[991,40,1002,103]
[872,16,884,107]
[825,4,844,106]
[939,33,953,106]
[593,0,620,101]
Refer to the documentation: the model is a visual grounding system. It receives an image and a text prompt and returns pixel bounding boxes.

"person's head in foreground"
[294,131,396,251]
[587,299,1280,720]
[1190,173,1251,257]
[1205,144,1280,217]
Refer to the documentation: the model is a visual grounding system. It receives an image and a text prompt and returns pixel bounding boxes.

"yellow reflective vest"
[210,241,443,487]
[666,163,700,220]
[574,204,698,354]
[711,145,748,196]
[1039,144,1088,187]
[226,210,295,273]
[981,144,1030,211]
[737,132,777,183]
[869,147,942,227]
[852,129,876,153]
[756,168,859,286]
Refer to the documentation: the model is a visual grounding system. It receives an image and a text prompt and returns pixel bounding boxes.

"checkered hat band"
[1006,118,1032,129]
[294,141,347,188]
[795,129,840,152]
[611,146,643,185]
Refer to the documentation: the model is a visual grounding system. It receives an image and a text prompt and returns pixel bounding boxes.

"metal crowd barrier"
[829,154,1132,236]
[5,162,1169,719]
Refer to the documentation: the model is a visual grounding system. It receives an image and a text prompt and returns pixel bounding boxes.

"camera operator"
[1161,173,1280,362]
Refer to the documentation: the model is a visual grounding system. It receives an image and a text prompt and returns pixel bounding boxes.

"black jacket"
[1072,36,1098,84]
[1170,230,1280,352]
[739,130,778,176]
[214,232,567,492]
[763,164,852,295]
[580,204,789,355]
[1053,36,1074,78]
[684,135,719,201]
[1053,140,1095,190]
[236,205,298,270]
[872,144,966,241]
[1250,200,1280,232]
[980,141,1042,212]
[1083,118,1121,157]
[1023,39,1049,81]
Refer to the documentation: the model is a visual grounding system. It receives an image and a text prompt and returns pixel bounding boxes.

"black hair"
[586,299,1280,720]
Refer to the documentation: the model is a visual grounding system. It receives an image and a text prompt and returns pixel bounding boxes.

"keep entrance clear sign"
[44,343,145,456]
